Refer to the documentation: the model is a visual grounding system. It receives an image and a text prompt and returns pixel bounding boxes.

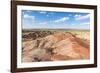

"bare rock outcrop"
[22,32,89,62]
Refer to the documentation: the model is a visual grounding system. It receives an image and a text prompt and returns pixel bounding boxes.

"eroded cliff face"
[22,32,89,62]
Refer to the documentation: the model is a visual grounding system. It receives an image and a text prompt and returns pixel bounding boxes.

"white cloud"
[22,11,32,15]
[75,14,90,20]
[54,17,69,23]
[74,14,81,18]
[23,14,35,20]
[22,14,35,29]
[46,14,49,17]
[23,14,28,18]
[39,11,47,14]
[80,22,90,25]
[46,12,54,17]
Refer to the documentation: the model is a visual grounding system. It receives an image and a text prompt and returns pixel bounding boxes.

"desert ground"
[22,29,90,62]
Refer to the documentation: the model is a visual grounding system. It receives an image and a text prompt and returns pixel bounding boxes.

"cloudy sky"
[22,10,90,30]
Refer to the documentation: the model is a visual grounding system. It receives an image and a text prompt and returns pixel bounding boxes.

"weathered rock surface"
[22,32,89,62]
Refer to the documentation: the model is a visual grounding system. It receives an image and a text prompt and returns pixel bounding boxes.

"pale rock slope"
[22,32,89,62]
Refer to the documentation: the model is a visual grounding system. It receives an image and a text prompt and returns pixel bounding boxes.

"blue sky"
[22,10,90,30]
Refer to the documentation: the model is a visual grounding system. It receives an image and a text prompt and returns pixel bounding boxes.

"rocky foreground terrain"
[22,31,90,62]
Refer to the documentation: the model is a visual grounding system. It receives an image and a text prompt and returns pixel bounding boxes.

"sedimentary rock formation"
[22,32,89,62]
